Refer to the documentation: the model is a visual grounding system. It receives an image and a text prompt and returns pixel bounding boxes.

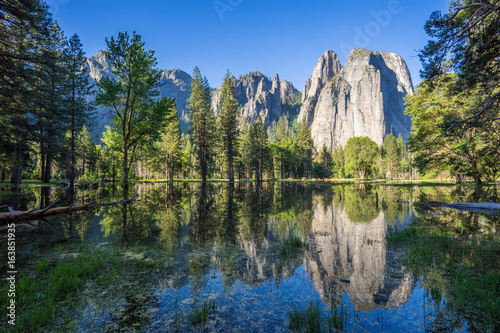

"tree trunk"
[41,148,45,183]
[70,81,76,188]
[11,142,22,185]
[228,157,234,182]
[199,149,207,182]
[122,134,129,190]
[43,151,52,183]
[1,168,5,181]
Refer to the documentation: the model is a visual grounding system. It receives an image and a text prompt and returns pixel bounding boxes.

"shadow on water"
[0,182,498,331]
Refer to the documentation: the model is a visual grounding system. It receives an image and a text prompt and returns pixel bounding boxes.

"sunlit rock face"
[298,48,413,152]
[211,73,301,127]
[298,50,342,126]
[303,199,414,311]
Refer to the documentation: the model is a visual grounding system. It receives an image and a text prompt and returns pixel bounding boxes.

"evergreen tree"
[276,116,288,142]
[76,124,97,179]
[157,111,182,182]
[216,71,240,182]
[237,120,252,179]
[296,120,314,177]
[65,33,93,187]
[249,117,270,182]
[332,147,344,178]
[382,134,398,179]
[35,21,69,183]
[0,0,52,184]
[317,144,333,178]
[95,31,175,190]
[187,66,216,182]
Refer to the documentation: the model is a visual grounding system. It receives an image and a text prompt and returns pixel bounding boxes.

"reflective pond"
[0,182,499,332]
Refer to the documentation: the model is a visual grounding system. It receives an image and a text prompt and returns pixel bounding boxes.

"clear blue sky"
[48,0,449,90]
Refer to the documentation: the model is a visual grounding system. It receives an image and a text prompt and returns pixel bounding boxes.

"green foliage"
[76,124,98,180]
[387,227,500,331]
[155,112,183,181]
[405,74,499,184]
[288,301,347,333]
[216,71,240,181]
[249,117,271,182]
[188,66,216,182]
[417,2,500,183]
[296,120,314,178]
[315,144,333,179]
[95,31,175,187]
[344,136,379,178]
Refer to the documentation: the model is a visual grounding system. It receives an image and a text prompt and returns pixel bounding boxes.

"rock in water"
[298,48,413,152]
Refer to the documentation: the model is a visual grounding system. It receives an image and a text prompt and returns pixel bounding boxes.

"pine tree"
[276,116,288,142]
[187,66,216,182]
[296,120,314,178]
[382,134,398,179]
[237,120,252,179]
[65,33,93,188]
[217,71,240,181]
[249,117,270,182]
[317,144,333,178]
[95,31,175,190]
[76,124,97,179]
[157,112,182,182]
[0,0,52,184]
[36,21,69,183]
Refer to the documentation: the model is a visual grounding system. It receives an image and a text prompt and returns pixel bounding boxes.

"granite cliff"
[298,49,413,151]
[211,72,301,126]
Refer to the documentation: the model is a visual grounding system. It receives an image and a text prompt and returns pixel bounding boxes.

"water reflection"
[1,182,497,331]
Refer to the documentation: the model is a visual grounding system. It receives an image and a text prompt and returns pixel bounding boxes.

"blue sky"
[48,0,449,90]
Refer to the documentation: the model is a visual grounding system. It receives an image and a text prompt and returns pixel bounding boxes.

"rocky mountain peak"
[299,50,342,125]
[298,48,413,152]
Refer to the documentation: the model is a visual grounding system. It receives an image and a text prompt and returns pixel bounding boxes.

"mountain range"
[85,48,413,151]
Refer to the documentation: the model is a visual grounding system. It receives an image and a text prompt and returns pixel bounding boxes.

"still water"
[0,182,498,332]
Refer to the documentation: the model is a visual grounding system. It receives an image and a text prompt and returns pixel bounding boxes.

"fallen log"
[414,201,500,213]
[0,197,136,223]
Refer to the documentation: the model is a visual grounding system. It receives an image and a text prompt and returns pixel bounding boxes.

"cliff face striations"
[211,72,300,126]
[298,49,413,152]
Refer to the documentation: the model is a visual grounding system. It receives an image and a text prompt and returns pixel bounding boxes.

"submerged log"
[415,201,500,213]
[0,197,136,223]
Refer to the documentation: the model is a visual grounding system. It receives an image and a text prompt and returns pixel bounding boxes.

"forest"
[1,0,499,187]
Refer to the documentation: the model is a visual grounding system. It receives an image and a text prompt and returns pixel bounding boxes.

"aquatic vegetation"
[189,298,217,326]
[387,227,500,331]
[280,235,306,258]
[0,243,156,332]
[288,301,346,332]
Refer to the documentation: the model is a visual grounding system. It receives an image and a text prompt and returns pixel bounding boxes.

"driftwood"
[0,197,136,223]
[414,201,500,213]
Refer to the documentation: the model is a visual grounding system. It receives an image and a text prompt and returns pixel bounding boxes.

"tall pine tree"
[65,33,93,188]
[187,66,216,182]
[216,71,239,182]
